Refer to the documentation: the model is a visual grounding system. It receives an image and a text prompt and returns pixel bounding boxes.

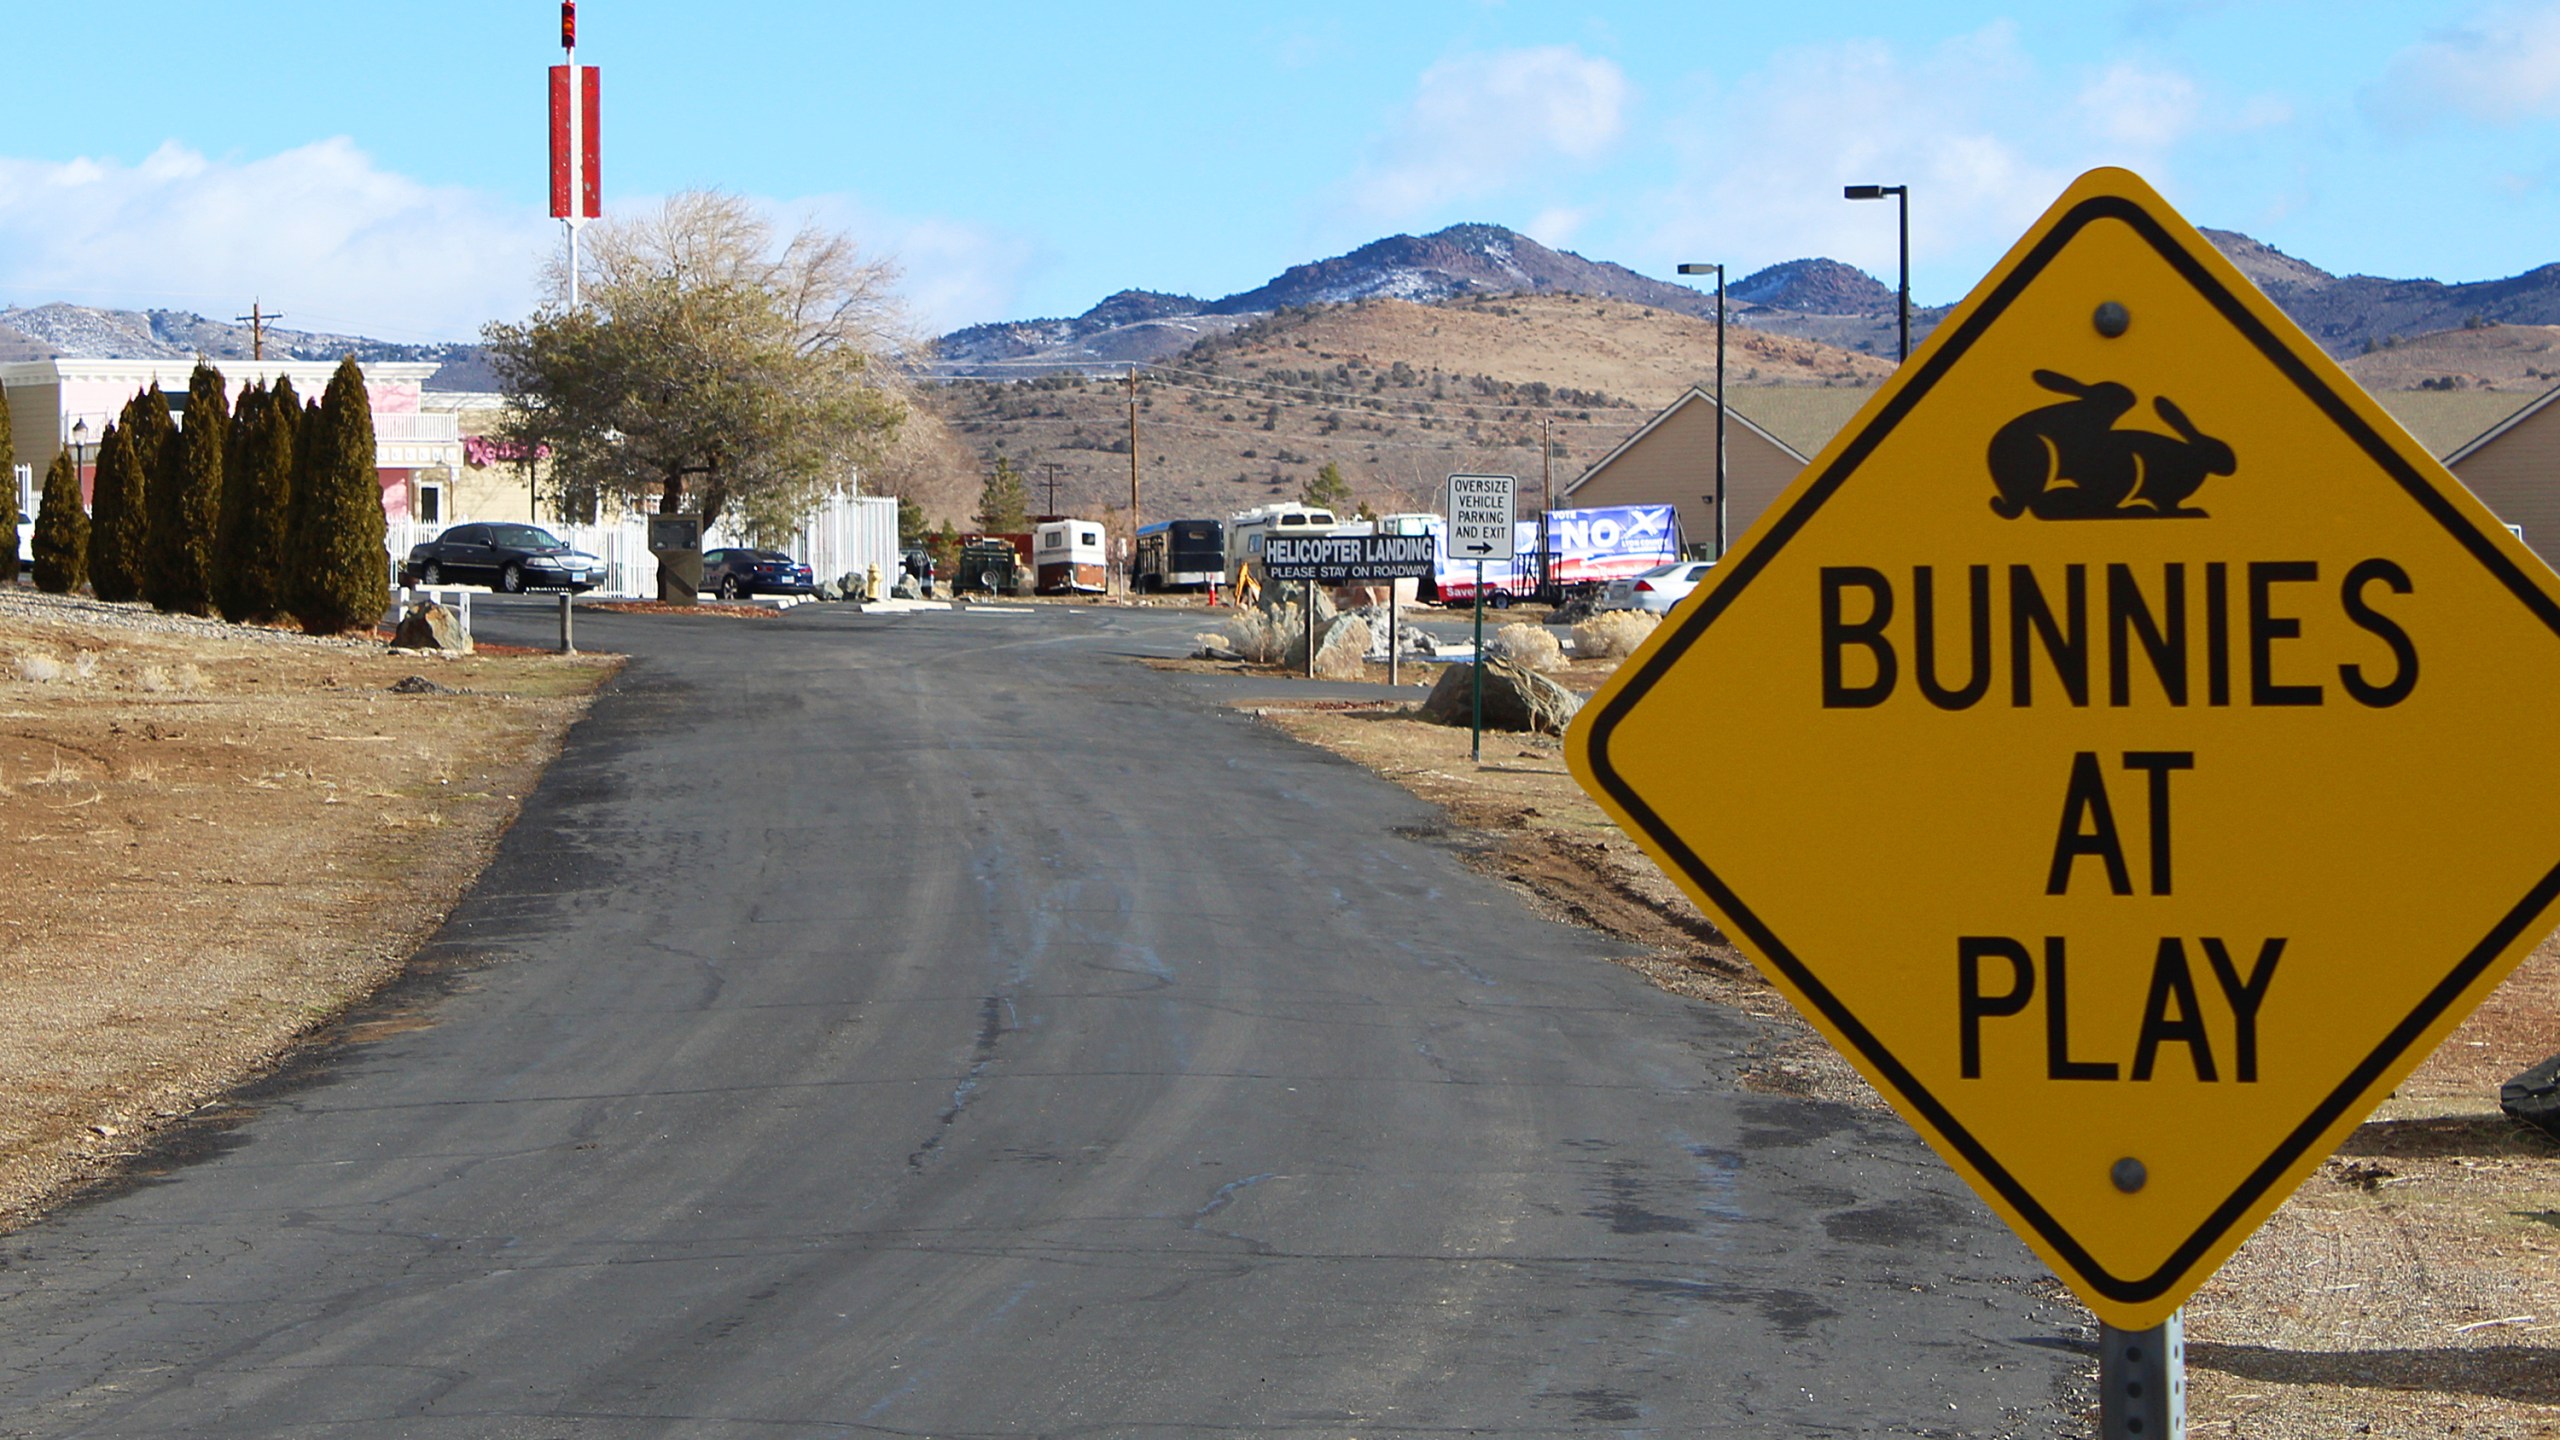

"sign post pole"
[2099,1314,2184,1440]
[1388,600,1399,688]
[1304,581,1316,681]
[1442,473,1518,765]
[1470,560,1485,762]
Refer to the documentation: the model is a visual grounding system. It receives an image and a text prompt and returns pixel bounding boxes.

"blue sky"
[0,2,2553,341]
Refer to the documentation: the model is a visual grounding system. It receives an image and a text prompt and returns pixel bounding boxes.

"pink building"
[1,358,459,522]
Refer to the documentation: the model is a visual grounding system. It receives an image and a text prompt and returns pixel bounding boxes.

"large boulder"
[391,601,472,654]
[1292,615,1372,679]
[1261,579,1337,627]
[1419,656,1583,734]
[1354,603,1440,661]
[2503,1053,2560,1140]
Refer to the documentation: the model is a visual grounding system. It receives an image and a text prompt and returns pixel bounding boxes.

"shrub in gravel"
[288,359,387,635]
[144,362,228,616]
[1485,621,1566,671]
[1570,610,1659,660]
[30,449,86,593]
[213,379,297,623]
[87,422,148,603]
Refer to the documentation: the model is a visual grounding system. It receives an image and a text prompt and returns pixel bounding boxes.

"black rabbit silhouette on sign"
[1986,369,2236,519]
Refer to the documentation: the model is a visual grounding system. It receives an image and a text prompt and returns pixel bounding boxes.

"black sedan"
[401,522,601,592]
[702,548,815,599]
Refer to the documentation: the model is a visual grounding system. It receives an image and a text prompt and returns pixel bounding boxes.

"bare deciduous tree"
[486,191,914,533]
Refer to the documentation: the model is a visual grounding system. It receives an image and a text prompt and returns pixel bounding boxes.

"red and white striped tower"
[548,1,602,306]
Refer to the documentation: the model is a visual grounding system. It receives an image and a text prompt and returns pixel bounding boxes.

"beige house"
[420,391,550,527]
[2445,383,2560,569]
[1558,386,1810,555]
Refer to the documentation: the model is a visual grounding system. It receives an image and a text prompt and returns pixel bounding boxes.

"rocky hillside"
[0,303,489,387]
[932,224,1733,377]
[2195,230,2560,355]
[931,290,1893,531]
[940,221,2560,375]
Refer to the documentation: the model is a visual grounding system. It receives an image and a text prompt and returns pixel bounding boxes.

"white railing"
[374,413,459,443]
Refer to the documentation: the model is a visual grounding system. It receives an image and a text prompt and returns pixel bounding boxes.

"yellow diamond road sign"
[1568,167,2560,1330]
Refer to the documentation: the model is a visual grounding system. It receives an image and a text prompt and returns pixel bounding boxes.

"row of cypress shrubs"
[16,356,386,634]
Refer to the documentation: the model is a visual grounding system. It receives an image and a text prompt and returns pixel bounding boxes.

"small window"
[1281,514,1305,526]
[1080,530,1099,545]
[417,483,442,524]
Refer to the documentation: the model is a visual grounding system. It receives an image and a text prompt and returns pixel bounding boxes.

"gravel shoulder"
[1257,669,2560,1439]
[0,589,618,1229]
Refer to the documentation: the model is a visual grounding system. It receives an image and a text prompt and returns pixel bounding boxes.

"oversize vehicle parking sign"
[1263,533,1438,583]
[1445,474,1517,562]
[1567,167,2560,1329]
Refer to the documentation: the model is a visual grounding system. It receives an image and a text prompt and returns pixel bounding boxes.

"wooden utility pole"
[234,299,283,362]
[1541,415,1554,596]
[1042,462,1062,515]
[1126,365,1141,535]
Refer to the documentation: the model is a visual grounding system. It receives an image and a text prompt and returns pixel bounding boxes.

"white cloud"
[784,195,1038,336]
[1638,26,2282,299]
[1347,46,1630,221]
[1526,205,1592,249]
[2372,2,2560,127]
[0,138,1035,345]
[2079,62,2201,150]
[1642,27,2066,289]
[0,138,553,341]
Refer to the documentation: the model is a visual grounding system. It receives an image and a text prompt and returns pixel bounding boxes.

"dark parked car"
[401,522,600,592]
[702,547,815,599]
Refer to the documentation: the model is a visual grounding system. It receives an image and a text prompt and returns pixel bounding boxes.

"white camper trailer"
[1033,518,1109,594]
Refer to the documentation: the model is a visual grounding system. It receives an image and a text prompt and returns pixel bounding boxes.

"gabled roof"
[2445,380,2560,467]
[1559,385,1806,500]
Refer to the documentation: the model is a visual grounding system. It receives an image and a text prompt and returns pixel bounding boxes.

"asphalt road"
[0,600,2083,1437]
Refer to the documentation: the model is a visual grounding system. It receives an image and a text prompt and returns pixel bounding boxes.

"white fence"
[373,413,460,444]
[388,491,901,599]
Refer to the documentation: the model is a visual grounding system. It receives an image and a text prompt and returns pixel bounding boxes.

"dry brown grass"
[1261,688,2560,1438]
[0,600,617,1229]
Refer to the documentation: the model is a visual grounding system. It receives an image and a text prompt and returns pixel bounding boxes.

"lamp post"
[70,418,89,486]
[1677,262,1727,558]
[1843,183,1910,362]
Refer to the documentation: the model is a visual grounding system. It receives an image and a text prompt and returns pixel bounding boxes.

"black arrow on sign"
[1464,541,1493,554]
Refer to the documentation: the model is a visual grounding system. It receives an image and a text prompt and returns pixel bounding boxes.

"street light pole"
[1843,183,1910,362]
[70,418,89,490]
[1678,262,1727,557]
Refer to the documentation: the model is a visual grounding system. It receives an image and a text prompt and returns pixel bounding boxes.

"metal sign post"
[1303,581,1316,681]
[2099,1313,2184,1439]
[1471,561,1485,760]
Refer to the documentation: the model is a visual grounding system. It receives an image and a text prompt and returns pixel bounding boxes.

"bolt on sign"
[1567,167,2560,1330]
